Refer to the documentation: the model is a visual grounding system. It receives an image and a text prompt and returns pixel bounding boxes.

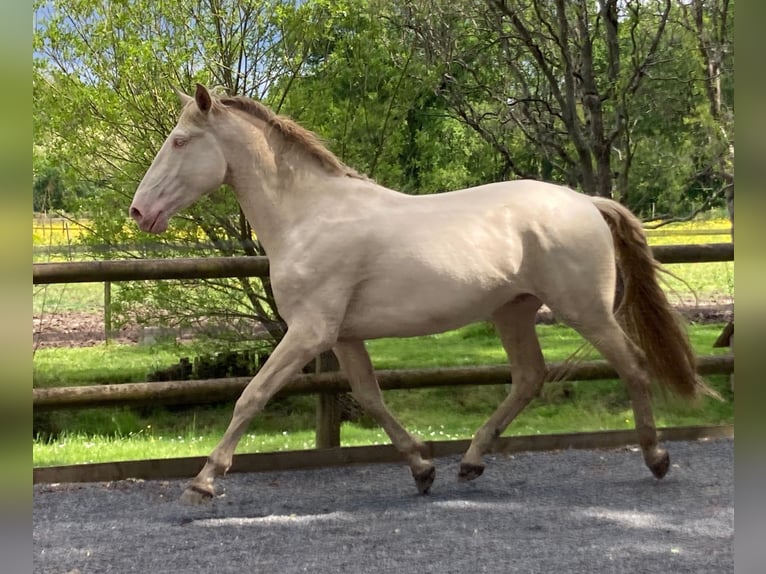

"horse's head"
[129,84,227,233]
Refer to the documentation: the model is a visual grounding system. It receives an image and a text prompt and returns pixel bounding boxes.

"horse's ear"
[195,83,212,113]
[174,87,193,106]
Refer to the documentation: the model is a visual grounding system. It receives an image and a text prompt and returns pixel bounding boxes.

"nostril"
[130,206,142,221]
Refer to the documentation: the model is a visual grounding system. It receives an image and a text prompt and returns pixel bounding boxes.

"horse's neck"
[222,119,396,255]
[225,146,334,255]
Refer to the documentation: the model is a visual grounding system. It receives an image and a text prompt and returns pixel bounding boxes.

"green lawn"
[644,222,733,302]
[33,282,105,315]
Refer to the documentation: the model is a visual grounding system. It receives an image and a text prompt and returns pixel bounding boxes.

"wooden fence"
[34,355,734,451]
[33,243,734,460]
[33,242,733,342]
[32,243,732,284]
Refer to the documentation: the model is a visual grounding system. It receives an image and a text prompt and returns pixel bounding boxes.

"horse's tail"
[591,196,719,400]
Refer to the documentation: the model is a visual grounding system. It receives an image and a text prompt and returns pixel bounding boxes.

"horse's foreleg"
[333,340,435,494]
[181,328,329,504]
[460,296,545,481]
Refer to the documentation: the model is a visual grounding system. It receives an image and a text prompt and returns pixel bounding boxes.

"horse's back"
[411,179,587,208]
[389,179,611,261]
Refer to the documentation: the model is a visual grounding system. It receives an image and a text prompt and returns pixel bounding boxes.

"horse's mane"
[216,96,364,180]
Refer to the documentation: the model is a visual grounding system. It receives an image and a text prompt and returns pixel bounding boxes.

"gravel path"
[34,438,733,574]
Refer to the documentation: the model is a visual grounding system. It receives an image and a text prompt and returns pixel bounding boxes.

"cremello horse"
[130,85,714,504]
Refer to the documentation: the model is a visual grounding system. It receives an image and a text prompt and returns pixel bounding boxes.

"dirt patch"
[33,311,141,349]
[33,298,733,350]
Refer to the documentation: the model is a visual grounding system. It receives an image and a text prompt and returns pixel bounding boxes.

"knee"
[233,391,268,416]
[512,369,546,400]
[291,321,338,353]
[516,386,543,403]
[351,389,385,415]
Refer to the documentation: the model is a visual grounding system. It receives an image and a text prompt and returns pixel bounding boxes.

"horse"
[130,84,715,504]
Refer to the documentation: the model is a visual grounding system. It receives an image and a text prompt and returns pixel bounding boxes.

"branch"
[643,183,732,229]
[624,0,671,98]
[607,0,670,149]
[442,80,532,180]
[492,0,594,188]
[368,44,415,178]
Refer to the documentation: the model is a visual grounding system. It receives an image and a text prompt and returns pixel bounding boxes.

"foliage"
[392,0,733,214]
[274,1,499,192]
[32,165,96,213]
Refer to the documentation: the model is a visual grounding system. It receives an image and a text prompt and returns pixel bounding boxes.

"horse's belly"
[338,278,520,340]
[337,228,529,339]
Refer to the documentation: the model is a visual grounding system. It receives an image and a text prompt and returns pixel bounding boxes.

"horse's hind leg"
[333,340,435,494]
[460,295,546,481]
[570,316,669,478]
[547,284,669,478]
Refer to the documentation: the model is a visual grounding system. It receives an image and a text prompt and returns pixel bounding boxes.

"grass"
[644,218,733,302]
[33,343,200,387]
[659,262,733,304]
[367,322,601,370]
[32,322,726,388]
[33,374,732,467]
[34,283,105,315]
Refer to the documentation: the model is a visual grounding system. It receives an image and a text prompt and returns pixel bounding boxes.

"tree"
[32,163,96,213]
[33,0,313,342]
[274,1,502,194]
[399,0,681,201]
[33,165,65,213]
[681,0,733,226]
[628,0,733,223]
[34,0,732,350]
[393,0,732,218]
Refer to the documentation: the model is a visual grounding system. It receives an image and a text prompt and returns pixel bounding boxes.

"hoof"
[458,462,485,483]
[180,484,215,505]
[413,465,436,495]
[649,450,670,479]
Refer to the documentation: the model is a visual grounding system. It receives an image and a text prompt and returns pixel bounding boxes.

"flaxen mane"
[218,96,364,180]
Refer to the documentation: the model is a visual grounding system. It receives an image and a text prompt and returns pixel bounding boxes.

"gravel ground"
[33,438,733,574]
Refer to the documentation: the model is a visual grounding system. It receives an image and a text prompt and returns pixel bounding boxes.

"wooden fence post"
[314,350,342,449]
[104,281,112,345]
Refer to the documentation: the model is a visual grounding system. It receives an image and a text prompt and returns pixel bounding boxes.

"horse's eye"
[172,137,188,148]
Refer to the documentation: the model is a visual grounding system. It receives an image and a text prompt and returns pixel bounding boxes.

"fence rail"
[35,354,733,449]
[31,228,733,257]
[34,355,733,412]
[33,255,270,284]
[32,243,733,285]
